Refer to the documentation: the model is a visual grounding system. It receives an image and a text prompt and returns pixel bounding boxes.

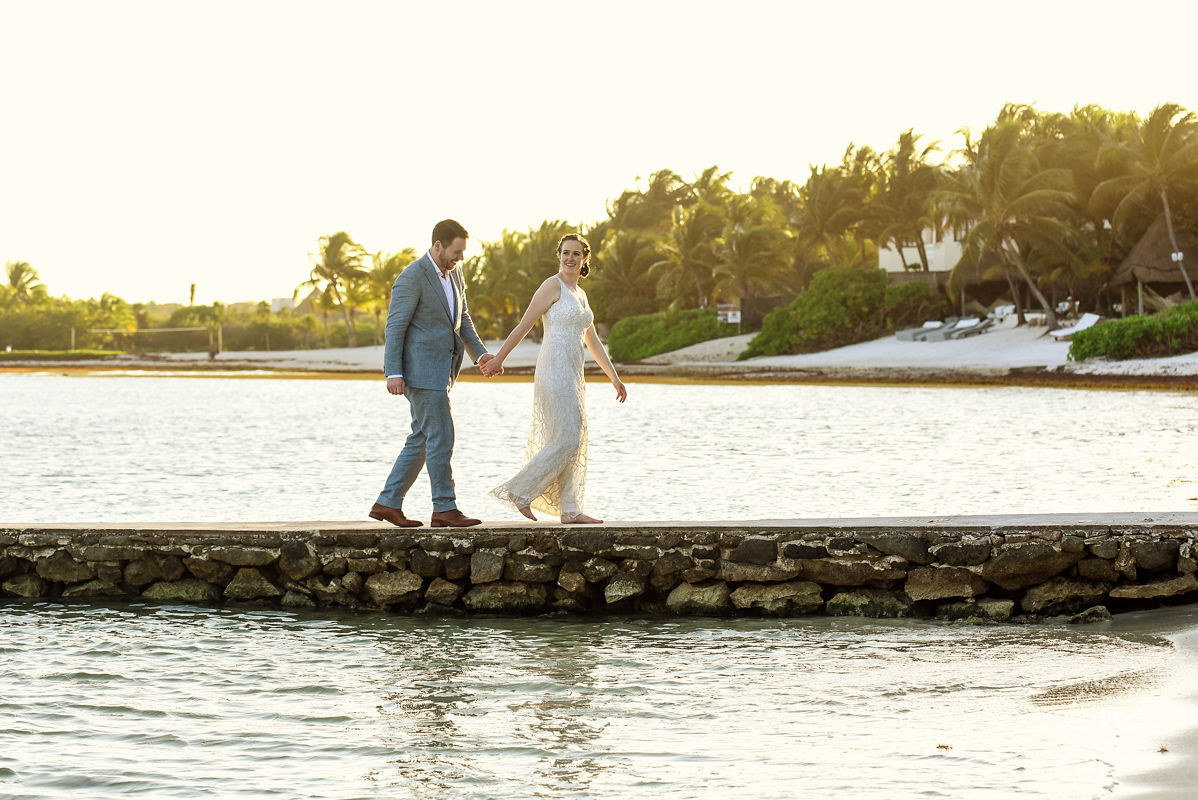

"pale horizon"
[2,0,1196,306]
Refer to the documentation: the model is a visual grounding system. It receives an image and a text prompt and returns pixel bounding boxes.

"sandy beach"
[6,316,1196,387]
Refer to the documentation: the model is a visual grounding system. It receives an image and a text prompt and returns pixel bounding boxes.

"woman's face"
[559,240,587,274]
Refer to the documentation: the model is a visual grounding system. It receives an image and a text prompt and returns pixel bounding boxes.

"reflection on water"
[1,373,1196,522]
[1,601,1196,799]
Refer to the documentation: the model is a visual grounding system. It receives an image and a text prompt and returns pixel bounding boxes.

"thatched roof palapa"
[1111,213,1198,287]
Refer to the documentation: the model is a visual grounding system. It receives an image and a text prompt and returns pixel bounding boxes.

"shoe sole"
[368,511,422,528]
[431,520,481,528]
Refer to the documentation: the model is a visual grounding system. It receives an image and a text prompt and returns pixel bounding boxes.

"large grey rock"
[2,573,48,597]
[304,575,357,606]
[604,571,646,604]
[462,582,548,613]
[1020,578,1110,614]
[444,554,471,580]
[1088,539,1119,559]
[561,529,612,554]
[205,546,277,567]
[223,568,283,601]
[142,578,220,604]
[279,540,320,580]
[729,581,823,615]
[904,566,988,601]
[1068,606,1112,624]
[651,551,694,577]
[36,550,95,583]
[557,571,587,595]
[62,580,128,598]
[409,550,444,578]
[728,537,778,565]
[580,557,618,583]
[424,578,463,606]
[470,551,504,584]
[504,555,555,583]
[184,557,235,585]
[346,558,385,575]
[666,581,732,615]
[1130,540,1180,572]
[930,538,992,566]
[795,556,907,586]
[124,553,185,587]
[365,570,422,606]
[980,544,1081,590]
[936,598,1014,622]
[826,589,911,618]
[1076,558,1119,582]
[781,542,827,559]
[1114,547,1137,580]
[281,590,316,608]
[867,534,934,565]
[716,562,801,582]
[1110,573,1198,600]
[0,555,26,579]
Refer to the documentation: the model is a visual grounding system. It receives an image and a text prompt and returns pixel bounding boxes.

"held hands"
[479,353,503,377]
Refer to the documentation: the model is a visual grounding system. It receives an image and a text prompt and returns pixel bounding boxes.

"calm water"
[1,373,1196,522]
[3,373,1198,798]
[2,601,1197,799]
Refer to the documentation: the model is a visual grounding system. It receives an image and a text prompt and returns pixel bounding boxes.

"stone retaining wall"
[2,518,1197,620]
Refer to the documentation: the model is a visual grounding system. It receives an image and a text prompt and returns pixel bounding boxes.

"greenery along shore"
[3,102,1198,364]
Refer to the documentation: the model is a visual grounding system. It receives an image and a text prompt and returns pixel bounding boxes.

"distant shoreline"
[3,359,1196,392]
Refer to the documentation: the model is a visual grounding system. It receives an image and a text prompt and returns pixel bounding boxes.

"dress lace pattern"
[491,277,594,517]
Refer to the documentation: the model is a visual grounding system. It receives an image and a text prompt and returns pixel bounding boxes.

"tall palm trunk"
[1005,272,1026,326]
[329,285,357,347]
[1002,239,1058,328]
[373,309,383,345]
[914,237,930,272]
[1160,189,1196,300]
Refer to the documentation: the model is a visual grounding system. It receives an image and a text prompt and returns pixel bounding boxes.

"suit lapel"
[422,255,453,322]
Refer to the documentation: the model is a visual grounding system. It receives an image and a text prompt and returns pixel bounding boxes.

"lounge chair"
[921,317,980,342]
[950,318,994,339]
[896,320,948,341]
[1048,313,1101,340]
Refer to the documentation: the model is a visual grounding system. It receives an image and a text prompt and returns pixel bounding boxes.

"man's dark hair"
[431,219,469,247]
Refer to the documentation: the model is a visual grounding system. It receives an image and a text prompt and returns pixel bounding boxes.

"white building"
[877,228,964,272]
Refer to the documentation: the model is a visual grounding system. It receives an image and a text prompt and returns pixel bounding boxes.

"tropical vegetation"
[4,102,1198,361]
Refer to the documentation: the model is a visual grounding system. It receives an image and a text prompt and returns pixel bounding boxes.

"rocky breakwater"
[1,516,1197,620]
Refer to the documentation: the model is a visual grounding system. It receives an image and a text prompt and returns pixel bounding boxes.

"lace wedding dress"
[491,277,594,518]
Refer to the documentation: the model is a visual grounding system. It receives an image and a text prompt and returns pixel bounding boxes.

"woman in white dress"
[482,233,627,524]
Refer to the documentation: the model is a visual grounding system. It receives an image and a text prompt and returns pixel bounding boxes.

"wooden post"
[70,327,75,351]
[1137,280,1144,315]
[217,325,223,354]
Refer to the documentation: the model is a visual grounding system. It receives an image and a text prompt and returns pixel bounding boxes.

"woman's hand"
[480,354,504,377]
[613,379,627,403]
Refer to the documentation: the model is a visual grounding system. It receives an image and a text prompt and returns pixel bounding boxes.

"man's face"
[433,237,468,272]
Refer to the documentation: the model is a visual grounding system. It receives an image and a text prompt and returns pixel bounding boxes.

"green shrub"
[1069,302,1198,360]
[0,349,122,360]
[884,281,950,330]
[607,308,738,361]
[740,267,888,358]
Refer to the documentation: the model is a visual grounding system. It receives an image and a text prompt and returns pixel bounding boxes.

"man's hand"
[478,353,503,377]
[387,376,406,395]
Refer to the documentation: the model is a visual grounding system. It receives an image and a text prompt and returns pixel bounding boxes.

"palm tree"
[713,193,794,307]
[4,261,46,305]
[650,201,725,308]
[300,232,368,347]
[588,231,667,322]
[874,130,943,271]
[366,248,418,344]
[937,121,1077,328]
[1093,103,1198,300]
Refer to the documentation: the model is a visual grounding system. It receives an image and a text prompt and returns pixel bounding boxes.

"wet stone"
[930,538,991,566]
[728,537,778,565]
[444,554,471,581]
[867,534,933,565]
[666,581,731,616]
[425,577,464,606]
[184,557,235,585]
[279,541,320,580]
[2,573,48,598]
[504,555,555,583]
[223,568,283,601]
[470,551,504,584]
[36,550,95,584]
[365,570,422,606]
[206,546,277,567]
[124,553,185,587]
[580,557,617,583]
[142,578,220,604]
[409,550,444,578]
[1130,540,1180,572]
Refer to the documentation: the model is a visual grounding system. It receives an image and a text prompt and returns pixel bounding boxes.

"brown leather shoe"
[430,508,481,528]
[369,503,422,528]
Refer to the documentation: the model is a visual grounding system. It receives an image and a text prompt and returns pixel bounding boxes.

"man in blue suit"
[369,219,496,528]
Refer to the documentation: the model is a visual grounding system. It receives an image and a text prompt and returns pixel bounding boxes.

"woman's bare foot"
[562,513,603,524]
[517,504,537,521]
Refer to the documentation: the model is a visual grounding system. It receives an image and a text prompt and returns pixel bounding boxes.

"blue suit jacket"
[382,253,487,389]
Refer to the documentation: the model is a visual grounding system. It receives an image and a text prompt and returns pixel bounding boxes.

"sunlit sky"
[2,0,1195,305]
